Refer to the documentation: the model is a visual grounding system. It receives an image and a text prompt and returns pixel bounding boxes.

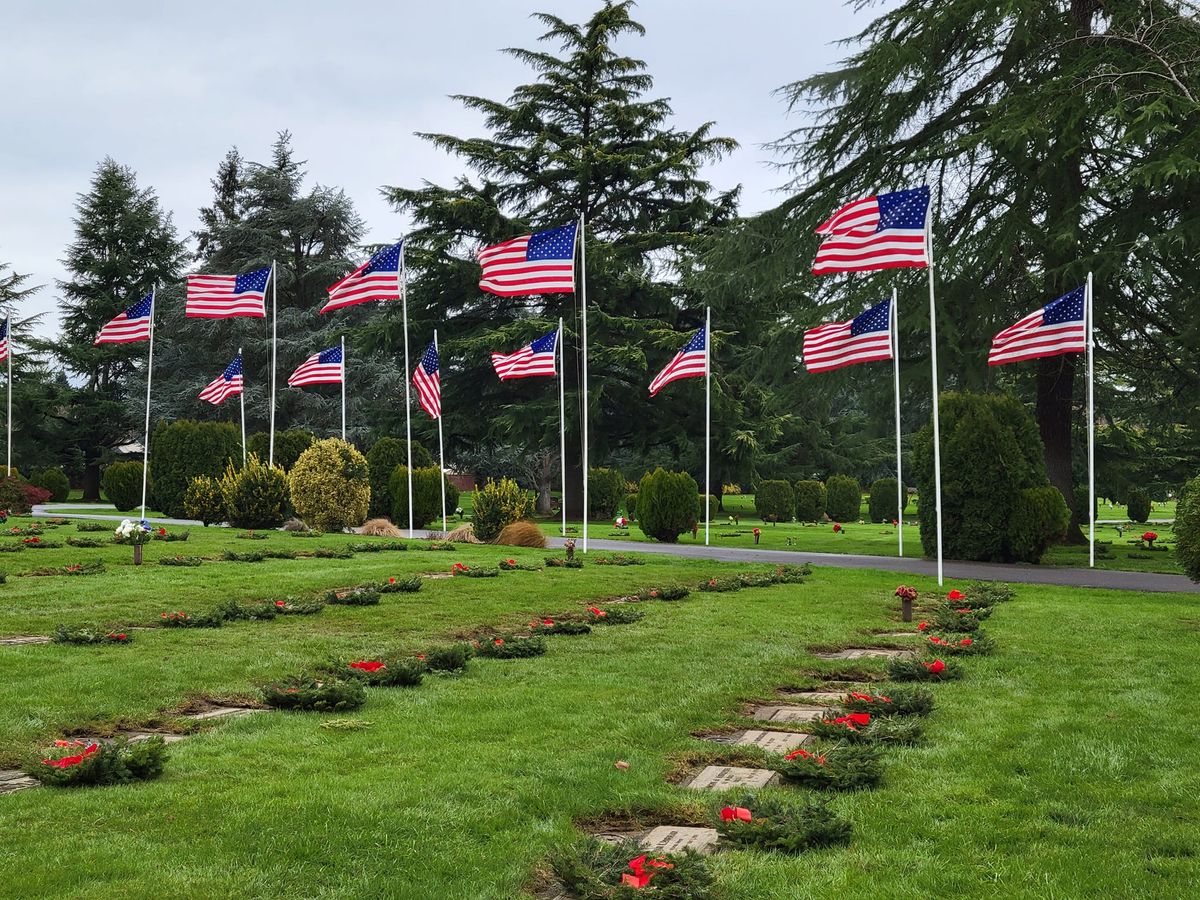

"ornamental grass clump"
[809,711,925,745]
[841,687,934,717]
[586,605,645,624]
[552,838,714,899]
[422,643,473,673]
[770,744,884,790]
[886,656,964,681]
[52,625,132,645]
[474,634,547,659]
[324,587,381,606]
[527,617,591,636]
[261,678,366,712]
[713,792,852,853]
[27,737,168,787]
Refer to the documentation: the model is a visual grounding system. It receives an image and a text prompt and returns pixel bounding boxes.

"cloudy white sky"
[1,0,885,335]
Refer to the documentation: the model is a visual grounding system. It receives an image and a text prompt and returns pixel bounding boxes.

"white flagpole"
[1087,271,1096,567]
[139,288,156,519]
[891,288,903,558]
[558,317,567,538]
[434,329,446,533]
[704,307,711,547]
[340,335,347,441]
[268,261,277,467]
[401,240,414,538]
[579,215,589,553]
[239,347,247,465]
[5,316,12,476]
[925,197,944,585]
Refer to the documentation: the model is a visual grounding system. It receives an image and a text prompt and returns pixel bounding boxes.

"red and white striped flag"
[198,354,244,405]
[413,342,441,419]
[491,330,558,380]
[477,223,576,296]
[812,187,930,275]
[322,243,402,313]
[185,267,269,318]
[989,287,1086,366]
[649,328,707,397]
[287,346,343,387]
[95,293,153,345]
[803,299,893,373]
[0,317,9,363]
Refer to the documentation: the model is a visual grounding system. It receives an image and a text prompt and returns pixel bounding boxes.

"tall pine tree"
[374,1,740,514]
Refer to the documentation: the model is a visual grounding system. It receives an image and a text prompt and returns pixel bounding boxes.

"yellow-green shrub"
[288,439,370,532]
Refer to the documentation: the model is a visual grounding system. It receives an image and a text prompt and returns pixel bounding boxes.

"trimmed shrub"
[148,420,241,517]
[825,475,861,522]
[495,521,547,547]
[1174,475,1200,581]
[32,469,71,502]
[912,392,1062,563]
[636,467,698,543]
[1007,486,1070,563]
[288,439,370,532]
[1127,489,1151,524]
[623,492,639,518]
[247,429,315,472]
[184,475,226,526]
[868,477,905,523]
[219,454,289,529]
[588,467,627,520]
[794,480,827,522]
[755,480,795,523]
[697,494,718,521]
[471,477,532,542]
[388,465,459,529]
[101,462,146,512]
[0,474,52,514]
[367,437,433,518]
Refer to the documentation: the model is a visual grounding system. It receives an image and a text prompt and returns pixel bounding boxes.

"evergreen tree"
[374,1,739,514]
[704,0,1199,539]
[49,160,185,498]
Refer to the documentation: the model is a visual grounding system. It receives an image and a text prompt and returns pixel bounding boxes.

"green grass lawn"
[0,520,1197,897]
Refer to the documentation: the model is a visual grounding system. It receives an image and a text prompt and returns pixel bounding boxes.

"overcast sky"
[1,0,885,335]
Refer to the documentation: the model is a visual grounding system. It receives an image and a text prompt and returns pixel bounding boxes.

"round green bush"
[635,467,698,543]
[868,477,906,523]
[794,480,827,522]
[472,478,532,542]
[247,429,315,472]
[825,475,861,522]
[367,437,433,518]
[755,480,795,523]
[101,461,147,512]
[287,439,370,532]
[219,454,289,529]
[389,465,460,529]
[32,468,71,502]
[697,493,718,521]
[588,467,627,520]
[149,420,241,518]
[1007,486,1070,563]
[1175,475,1200,581]
[1126,489,1151,524]
[623,492,639,518]
[184,475,226,526]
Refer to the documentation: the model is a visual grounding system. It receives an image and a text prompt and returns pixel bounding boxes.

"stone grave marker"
[640,826,721,855]
[815,648,910,660]
[734,729,812,754]
[0,770,39,795]
[752,704,826,724]
[685,765,779,790]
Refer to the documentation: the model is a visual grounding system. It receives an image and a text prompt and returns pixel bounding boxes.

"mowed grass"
[0,523,1197,897]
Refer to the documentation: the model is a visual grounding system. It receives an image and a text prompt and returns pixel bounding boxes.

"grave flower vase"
[901,597,912,622]
[134,544,144,566]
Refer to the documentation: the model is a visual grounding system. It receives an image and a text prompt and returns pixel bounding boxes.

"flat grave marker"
[685,765,779,790]
[752,704,826,724]
[814,648,911,660]
[640,826,721,855]
[734,729,812,754]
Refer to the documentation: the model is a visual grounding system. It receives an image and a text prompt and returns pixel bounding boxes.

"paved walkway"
[547,537,1200,594]
[32,503,202,527]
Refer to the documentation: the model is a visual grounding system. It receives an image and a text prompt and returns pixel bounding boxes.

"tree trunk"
[1036,354,1085,543]
[82,463,101,501]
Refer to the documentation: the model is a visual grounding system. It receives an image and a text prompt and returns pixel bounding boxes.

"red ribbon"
[720,806,752,822]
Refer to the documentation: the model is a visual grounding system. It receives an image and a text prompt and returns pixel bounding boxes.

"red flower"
[720,806,752,822]
[960,638,973,647]
[349,660,386,673]
[925,659,946,674]
[752,527,760,535]
[917,621,929,631]
[894,585,917,600]
[1143,531,1158,542]
[947,589,965,601]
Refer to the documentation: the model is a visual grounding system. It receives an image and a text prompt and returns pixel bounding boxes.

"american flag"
[185,266,270,318]
[198,354,244,405]
[322,242,403,313]
[989,287,1087,366]
[812,187,930,275]
[491,330,558,380]
[413,342,441,419]
[477,223,577,296]
[649,328,707,397]
[95,293,153,345]
[288,346,343,387]
[803,299,893,373]
[0,317,9,363]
